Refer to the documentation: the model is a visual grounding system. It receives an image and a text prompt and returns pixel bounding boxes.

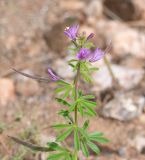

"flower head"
[77,48,91,60]
[64,24,79,40]
[89,48,105,62]
[48,68,60,81]
[77,48,105,62]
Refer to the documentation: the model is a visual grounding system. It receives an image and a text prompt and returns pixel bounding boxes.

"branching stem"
[73,62,80,160]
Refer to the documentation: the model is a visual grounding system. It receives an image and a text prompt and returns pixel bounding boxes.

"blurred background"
[0,0,145,159]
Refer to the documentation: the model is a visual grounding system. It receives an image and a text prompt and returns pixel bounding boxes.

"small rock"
[0,78,16,106]
[130,134,145,153]
[102,92,145,121]
[92,64,144,91]
[85,0,103,19]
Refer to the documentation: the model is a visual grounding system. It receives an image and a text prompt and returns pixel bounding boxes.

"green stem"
[73,62,80,160]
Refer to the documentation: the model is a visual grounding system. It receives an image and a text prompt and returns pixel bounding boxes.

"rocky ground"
[0,0,145,160]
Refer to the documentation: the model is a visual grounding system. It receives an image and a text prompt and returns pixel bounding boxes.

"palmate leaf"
[55,81,74,99]
[85,105,96,116]
[56,127,73,142]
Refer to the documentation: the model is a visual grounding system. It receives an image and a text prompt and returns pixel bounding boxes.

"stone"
[102,92,145,121]
[0,78,15,106]
[92,64,144,92]
[96,21,145,59]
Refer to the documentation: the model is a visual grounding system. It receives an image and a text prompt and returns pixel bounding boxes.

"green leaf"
[81,71,92,82]
[57,80,70,86]
[55,98,71,107]
[56,127,73,142]
[85,106,96,116]
[55,87,66,94]
[87,141,100,154]
[52,124,70,130]
[93,137,109,144]
[58,110,69,117]
[74,128,80,151]
[47,152,65,160]
[88,132,109,144]
[83,120,89,130]
[47,142,63,151]
[89,132,103,137]
[63,88,72,99]
[78,128,89,140]
[81,95,95,100]
[81,141,89,157]
[82,100,97,108]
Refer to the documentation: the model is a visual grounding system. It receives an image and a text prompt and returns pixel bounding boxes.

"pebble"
[0,78,16,106]
[102,92,145,121]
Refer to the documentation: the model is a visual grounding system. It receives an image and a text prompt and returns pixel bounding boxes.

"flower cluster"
[48,24,106,81]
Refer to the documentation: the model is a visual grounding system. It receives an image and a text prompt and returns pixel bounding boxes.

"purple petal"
[86,33,94,41]
[64,24,79,40]
[89,48,105,62]
[77,48,91,60]
[48,68,60,81]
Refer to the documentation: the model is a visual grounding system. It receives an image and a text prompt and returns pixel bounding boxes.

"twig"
[0,54,52,78]
[12,68,50,83]
[8,136,53,152]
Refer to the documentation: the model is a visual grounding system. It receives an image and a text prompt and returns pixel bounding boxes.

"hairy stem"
[74,62,80,160]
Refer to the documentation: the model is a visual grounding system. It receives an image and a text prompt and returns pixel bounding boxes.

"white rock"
[129,134,145,153]
[102,92,145,121]
[92,64,144,91]
[96,21,145,59]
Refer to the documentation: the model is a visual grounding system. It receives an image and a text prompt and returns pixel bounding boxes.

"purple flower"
[77,48,91,60]
[64,24,79,40]
[48,68,60,81]
[77,48,105,62]
[89,48,105,62]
